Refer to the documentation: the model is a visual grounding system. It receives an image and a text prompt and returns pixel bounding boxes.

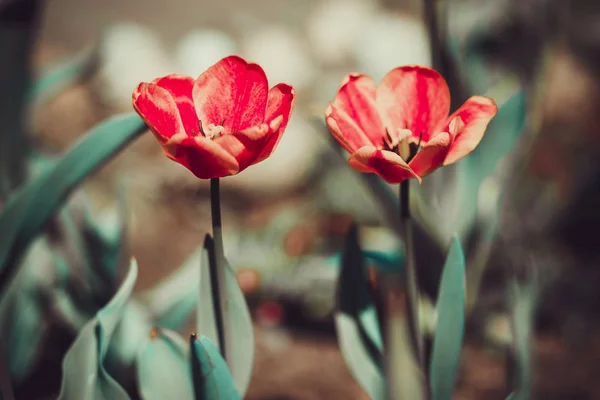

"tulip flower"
[326,65,498,184]
[132,55,295,179]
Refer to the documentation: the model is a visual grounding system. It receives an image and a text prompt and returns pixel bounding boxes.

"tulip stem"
[209,178,232,366]
[399,180,424,372]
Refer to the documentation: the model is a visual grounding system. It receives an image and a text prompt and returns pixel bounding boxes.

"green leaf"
[136,328,194,400]
[466,91,527,184]
[363,249,403,274]
[0,112,146,290]
[0,238,51,382]
[197,235,254,396]
[335,224,384,400]
[429,236,466,400]
[190,335,242,400]
[140,248,202,332]
[57,258,139,400]
[79,185,129,290]
[412,90,526,248]
[27,44,98,117]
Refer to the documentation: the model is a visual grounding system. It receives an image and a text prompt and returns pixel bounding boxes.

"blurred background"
[7,0,600,398]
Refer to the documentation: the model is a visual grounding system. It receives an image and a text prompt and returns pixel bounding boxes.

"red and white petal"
[192,55,269,132]
[331,74,387,149]
[326,104,377,154]
[348,146,420,184]
[408,131,453,177]
[377,65,450,143]
[443,96,498,166]
[257,83,296,163]
[132,83,186,142]
[216,122,274,171]
[162,135,239,179]
[152,74,198,135]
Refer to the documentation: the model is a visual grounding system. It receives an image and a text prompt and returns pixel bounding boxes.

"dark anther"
[198,120,205,137]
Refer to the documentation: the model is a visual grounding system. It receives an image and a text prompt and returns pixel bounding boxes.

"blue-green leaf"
[335,224,384,400]
[0,238,51,382]
[57,258,139,400]
[28,44,98,114]
[190,335,241,400]
[140,248,202,332]
[136,328,194,400]
[363,249,403,274]
[197,235,254,396]
[429,236,466,400]
[0,112,146,290]
[465,91,527,184]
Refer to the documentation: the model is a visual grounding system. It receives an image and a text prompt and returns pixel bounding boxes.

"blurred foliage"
[0,7,246,399]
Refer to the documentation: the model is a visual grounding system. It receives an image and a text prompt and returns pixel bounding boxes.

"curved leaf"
[0,112,146,290]
[197,235,254,396]
[429,236,466,400]
[57,258,139,400]
[136,328,193,400]
[466,91,527,184]
[335,224,384,400]
[140,248,202,332]
[190,335,241,400]
[363,249,403,274]
[27,44,98,116]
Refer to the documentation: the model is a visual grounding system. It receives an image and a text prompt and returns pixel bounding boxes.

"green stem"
[209,178,232,366]
[400,180,424,372]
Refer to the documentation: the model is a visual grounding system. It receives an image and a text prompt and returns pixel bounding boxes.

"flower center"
[385,128,421,161]
[194,120,226,139]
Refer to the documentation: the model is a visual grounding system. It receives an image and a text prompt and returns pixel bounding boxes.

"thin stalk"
[400,180,424,369]
[384,275,426,400]
[209,178,233,367]
[400,179,425,371]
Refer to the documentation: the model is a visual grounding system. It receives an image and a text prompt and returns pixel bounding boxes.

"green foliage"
[0,112,146,289]
[27,44,98,109]
[136,328,195,400]
[190,335,242,400]
[57,258,138,400]
[429,236,466,400]
[335,224,385,400]
[197,235,254,395]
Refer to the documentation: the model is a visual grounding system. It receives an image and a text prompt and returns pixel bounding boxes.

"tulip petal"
[329,74,386,150]
[162,135,239,179]
[377,65,450,143]
[443,96,498,165]
[254,83,295,164]
[132,83,186,142]
[408,131,453,177]
[348,146,420,184]
[193,56,268,132]
[152,75,198,135]
[326,105,376,154]
[216,122,275,171]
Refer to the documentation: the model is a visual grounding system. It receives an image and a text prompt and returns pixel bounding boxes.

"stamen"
[199,120,206,137]
[397,128,412,161]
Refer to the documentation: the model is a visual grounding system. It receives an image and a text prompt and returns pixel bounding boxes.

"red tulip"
[132,56,295,179]
[326,66,498,184]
